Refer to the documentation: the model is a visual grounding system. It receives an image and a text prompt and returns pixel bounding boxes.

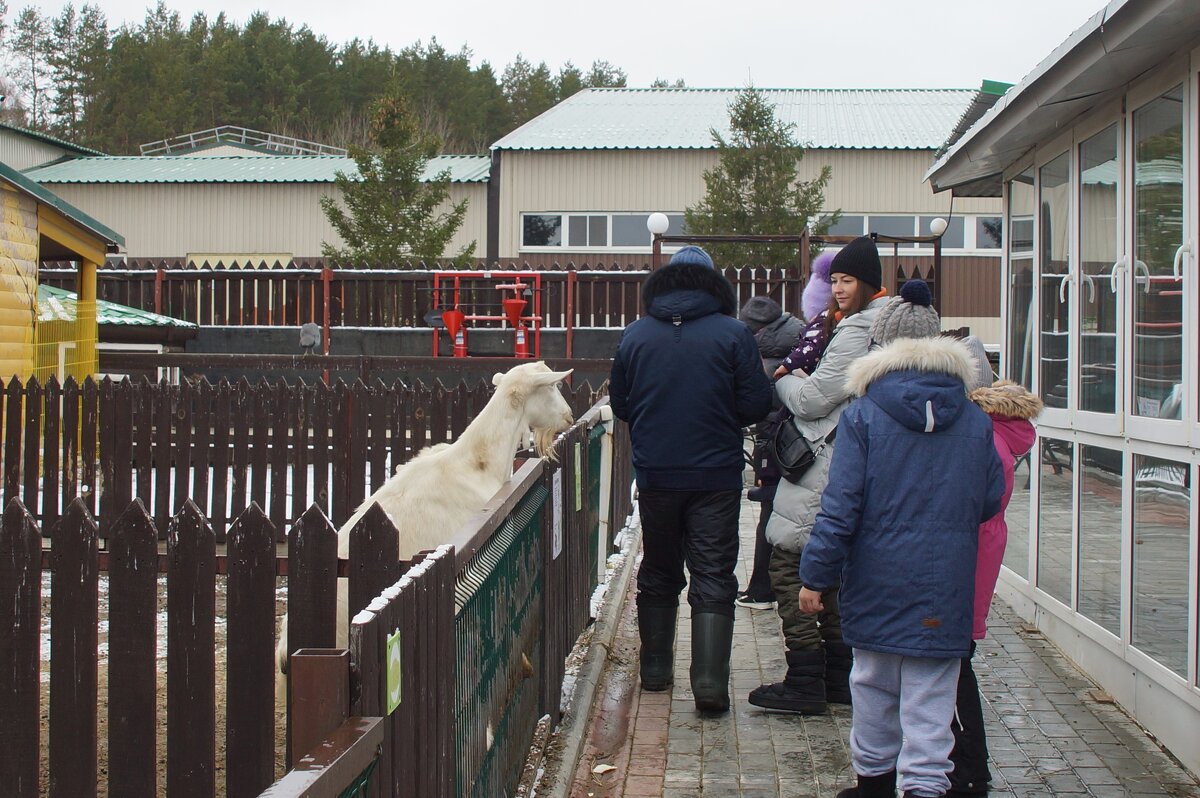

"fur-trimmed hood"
[968,380,1043,420]
[844,336,979,434]
[846,336,979,397]
[642,261,736,319]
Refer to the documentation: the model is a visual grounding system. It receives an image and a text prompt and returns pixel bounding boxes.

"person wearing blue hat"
[609,245,772,713]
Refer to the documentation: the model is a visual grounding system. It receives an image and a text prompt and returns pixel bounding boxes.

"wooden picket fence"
[1,375,604,539]
[0,397,632,797]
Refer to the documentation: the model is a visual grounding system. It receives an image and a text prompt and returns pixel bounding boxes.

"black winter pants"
[637,489,741,618]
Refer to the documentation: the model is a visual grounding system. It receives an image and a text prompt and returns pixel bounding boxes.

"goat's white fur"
[276,362,575,704]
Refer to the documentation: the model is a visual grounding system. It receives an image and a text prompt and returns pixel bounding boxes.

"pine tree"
[320,92,475,266]
[685,87,834,268]
[9,5,50,128]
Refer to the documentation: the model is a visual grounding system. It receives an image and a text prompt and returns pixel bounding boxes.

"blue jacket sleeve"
[733,326,773,427]
[799,405,867,590]
[980,437,1005,522]
[609,340,630,421]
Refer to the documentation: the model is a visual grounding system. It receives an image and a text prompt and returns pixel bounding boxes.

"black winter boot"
[689,612,734,713]
[948,647,991,794]
[835,770,897,797]
[748,649,827,714]
[638,604,677,691]
[824,640,854,705]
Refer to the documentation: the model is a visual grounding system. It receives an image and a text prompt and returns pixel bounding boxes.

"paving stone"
[557,495,1200,798]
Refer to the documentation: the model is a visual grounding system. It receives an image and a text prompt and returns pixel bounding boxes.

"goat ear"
[492,372,505,387]
[534,368,572,385]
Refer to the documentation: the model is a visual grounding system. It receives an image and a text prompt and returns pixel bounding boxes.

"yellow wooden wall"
[0,183,37,381]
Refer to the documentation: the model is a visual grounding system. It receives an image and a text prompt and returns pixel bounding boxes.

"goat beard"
[532,426,561,461]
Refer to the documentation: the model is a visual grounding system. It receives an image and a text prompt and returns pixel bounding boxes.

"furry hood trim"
[845,336,978,397]
[968,380,1043,419]
[642,261,736,317]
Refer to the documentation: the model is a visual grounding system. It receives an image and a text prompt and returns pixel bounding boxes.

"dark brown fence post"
[49,499,99,797]
[0,499,41,798]
[225,503,278,798]
[166,501,217,798]
[5,377,23,504]
[42,377,62,530]
[107,500,159,798]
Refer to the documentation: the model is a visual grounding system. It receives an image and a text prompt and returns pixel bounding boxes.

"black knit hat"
[829,236,882,290]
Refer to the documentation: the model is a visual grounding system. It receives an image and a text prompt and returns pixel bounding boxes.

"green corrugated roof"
[492,87,977,151]
[0,160,125,249]
[0,122,108,156]
[38,283,197,329]
[23,153,491,184]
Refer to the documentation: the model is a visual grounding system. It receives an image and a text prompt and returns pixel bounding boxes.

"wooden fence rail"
[0,375,604,539]
[39,265,809,330]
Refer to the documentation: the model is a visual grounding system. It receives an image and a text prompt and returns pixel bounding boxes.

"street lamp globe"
[929,217,948,237]
[646,212,670,235]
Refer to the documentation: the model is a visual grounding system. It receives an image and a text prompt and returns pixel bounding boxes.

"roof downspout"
[486,150,501,263]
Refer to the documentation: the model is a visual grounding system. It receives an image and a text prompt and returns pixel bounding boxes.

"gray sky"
[31,0,1106,89]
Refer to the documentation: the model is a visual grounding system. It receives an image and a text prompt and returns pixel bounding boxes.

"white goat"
[277,362,575,694]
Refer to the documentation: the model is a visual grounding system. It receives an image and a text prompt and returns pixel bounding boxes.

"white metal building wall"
[497,148,1000,257]
[0,131,74,172]
[38,181,488,260]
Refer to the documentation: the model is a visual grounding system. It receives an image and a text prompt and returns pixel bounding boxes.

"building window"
[919,215,964,249]
[1131,453,1189,676]
[522,214,561,247]
[821,214,864,237]
[1039,151,1072,409]
[1036,438,1074,606]
[1007,169,1036,390]
[521,212,684,250]
[1077,445,1122,636]
[868,214,917,242]
[975,216,1002,249]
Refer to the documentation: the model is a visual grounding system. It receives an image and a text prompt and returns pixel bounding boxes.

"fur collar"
[969,380,1043,419]
[642,262,736,316]
[846,336,978,397]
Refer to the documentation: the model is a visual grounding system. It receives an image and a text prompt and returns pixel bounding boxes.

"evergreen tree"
[320,92,475,266]
[584,60,626,88]
[556,61,584,101]
[651,77,687,88]
[501,54,556,127]
[9,5,50,128]
[685,87,834,268]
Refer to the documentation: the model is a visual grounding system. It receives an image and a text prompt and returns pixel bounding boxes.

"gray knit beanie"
[738,296,783,333]
[869,279,941,346]
[961,335,995,392]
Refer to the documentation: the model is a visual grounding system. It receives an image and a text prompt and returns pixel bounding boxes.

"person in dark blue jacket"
[609,245,772,713]
[798,281,1004,798]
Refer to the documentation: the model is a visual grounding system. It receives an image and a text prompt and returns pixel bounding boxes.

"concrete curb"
[535,515,641,798]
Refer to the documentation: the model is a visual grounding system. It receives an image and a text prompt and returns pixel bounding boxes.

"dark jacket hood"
[643,262,737,320]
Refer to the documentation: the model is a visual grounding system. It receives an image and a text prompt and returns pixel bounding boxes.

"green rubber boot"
[690,612,734,713]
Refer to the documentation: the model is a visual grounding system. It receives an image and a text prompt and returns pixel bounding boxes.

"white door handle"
[1109,257,1126,294]
[1172,241,1192,280]
[1058,272,1071,303]
[1082,273,1096,303]
[1134,260,1150,293]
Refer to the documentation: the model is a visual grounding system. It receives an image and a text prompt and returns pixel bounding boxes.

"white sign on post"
[387,628,402,715]
[552,468,563,560]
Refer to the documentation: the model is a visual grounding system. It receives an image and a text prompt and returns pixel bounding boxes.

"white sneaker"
[735,592,775,610]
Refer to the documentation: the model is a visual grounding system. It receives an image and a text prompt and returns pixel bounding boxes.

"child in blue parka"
[798,281,1004,798]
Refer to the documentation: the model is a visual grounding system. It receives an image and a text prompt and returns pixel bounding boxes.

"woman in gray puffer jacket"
[750,235,889,715]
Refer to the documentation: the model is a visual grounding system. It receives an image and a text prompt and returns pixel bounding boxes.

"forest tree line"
[0,0,686,154]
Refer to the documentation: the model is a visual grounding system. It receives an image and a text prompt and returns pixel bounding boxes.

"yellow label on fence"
[574,442,582,512]
[387,629,402,715]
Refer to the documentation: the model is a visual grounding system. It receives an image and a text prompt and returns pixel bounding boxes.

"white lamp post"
[647,212,670,269]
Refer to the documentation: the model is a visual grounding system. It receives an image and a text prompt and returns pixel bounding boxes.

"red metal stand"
[430,271,544,358]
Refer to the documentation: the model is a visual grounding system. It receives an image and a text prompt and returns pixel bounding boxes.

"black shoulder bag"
[766,408,837,484]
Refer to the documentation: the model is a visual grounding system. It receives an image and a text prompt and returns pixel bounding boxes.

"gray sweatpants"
[849,649,961,798]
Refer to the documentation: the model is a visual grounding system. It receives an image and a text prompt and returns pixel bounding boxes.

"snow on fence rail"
[0,398,633,797]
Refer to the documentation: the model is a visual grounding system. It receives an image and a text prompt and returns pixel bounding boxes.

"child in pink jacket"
[951,337,1042,796]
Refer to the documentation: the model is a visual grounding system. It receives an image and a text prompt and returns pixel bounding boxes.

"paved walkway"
[565,495,1200,798]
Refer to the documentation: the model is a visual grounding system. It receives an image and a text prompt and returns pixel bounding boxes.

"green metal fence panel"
[454,484,549,798]
[587,423,605,594]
